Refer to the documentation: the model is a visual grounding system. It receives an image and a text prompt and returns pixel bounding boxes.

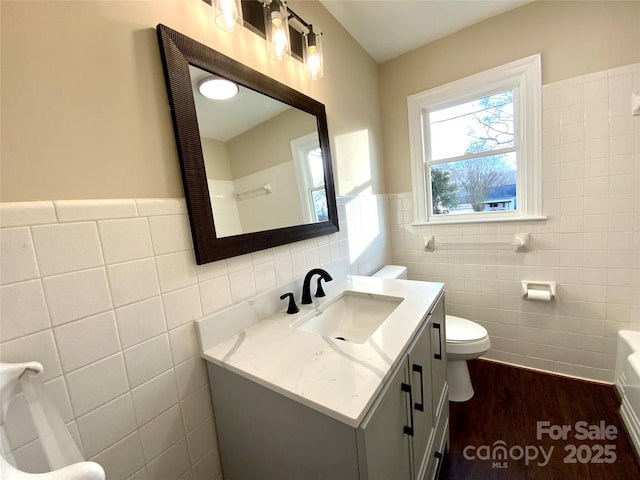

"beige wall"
[379,0,640,194]
[0,0,383,201]
[227,108,316,179]
[202,138,232,181]
[202,109,315,180]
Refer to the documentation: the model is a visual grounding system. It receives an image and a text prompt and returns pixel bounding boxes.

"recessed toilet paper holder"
[521,281,556,299]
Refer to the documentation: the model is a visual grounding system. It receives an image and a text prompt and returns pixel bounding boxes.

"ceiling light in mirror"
[198,77,239,100]
[214,0,243,32]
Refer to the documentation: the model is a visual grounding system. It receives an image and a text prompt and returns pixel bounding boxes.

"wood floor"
[441,359,640,479]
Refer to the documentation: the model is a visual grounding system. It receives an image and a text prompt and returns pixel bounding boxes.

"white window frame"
[291,133,324,223]
[407,54,544,225]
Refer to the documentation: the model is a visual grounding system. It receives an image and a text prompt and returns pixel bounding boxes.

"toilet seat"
[446,315,487,341]
[446,315,491,356]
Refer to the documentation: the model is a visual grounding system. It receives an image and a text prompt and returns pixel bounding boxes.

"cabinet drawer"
[427,401,449,480]
[434,379,448,429]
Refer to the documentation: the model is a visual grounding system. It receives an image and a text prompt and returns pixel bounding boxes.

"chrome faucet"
[301,268,333,304]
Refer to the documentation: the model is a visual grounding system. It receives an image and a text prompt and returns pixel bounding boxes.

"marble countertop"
[198,275,444,428]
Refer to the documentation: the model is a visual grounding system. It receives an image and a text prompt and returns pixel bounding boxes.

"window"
[291,133,328,223]
[408,55,543,224]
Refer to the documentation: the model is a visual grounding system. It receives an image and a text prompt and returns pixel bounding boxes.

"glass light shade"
[214,0,243,32]
[198,77,239,100]
[265,0,291,61]
[303,29,323,80]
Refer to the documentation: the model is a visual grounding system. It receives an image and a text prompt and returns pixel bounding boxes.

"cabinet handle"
[401,383,414,436]
[433,322,442,360]
[412,364,424,412]
[434,451,444,478]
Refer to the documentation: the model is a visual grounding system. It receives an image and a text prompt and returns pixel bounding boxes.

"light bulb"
[304,28,323,80]
[307,51,321,79]
[266,1,290,61]
[214,0,243,32]
[271,13,288,60]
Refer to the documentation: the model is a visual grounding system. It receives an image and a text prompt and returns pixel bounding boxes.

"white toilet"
[372,265,491,402]
[445,315,491,402]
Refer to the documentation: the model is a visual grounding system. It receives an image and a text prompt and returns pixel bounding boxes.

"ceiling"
[190,65,291,141]
[319,0,532,63]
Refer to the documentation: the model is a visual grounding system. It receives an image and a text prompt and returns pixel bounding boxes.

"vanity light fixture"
[204,0,325,79]
[265,0,291,61]
[303,25,323,80]
[198,77,239,100]
[214,0,244,32]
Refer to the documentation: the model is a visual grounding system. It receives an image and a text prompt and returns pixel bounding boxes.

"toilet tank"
[372,265,407,280]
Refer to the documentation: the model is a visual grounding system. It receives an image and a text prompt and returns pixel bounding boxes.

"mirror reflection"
[156,23,338,264]
[190,65,328,238]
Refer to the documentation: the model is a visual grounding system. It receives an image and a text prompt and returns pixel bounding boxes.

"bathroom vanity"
[197,276,448,480]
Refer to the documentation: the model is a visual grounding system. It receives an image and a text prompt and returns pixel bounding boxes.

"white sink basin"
[291,290,404,343]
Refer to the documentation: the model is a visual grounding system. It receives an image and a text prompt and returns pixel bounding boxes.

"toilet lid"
[446,315,488,342]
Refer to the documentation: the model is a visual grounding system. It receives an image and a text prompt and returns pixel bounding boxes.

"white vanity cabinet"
[357,292,447,480]
[357,320,433,479]
[205,291,448,480]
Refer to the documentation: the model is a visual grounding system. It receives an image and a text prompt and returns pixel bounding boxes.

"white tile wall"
[107,258,161,308]
[43,268,113,326]
[32,222,104,276]
[115,296,167,349]
[75,393,137,458]
[131,370,180,427]
[66,353,130,417]
[139,405,185,461]
[54,311,120,372]
[0,195,384,479]
[98,218,154,264]
[0,227,40,284]
[146,439,191,480]
[0,279,50,342]
[390,63,640,383]
[123,334,173,389]
[92,433,146,480]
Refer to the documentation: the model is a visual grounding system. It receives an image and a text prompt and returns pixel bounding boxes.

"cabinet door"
[430,295,447,418]
[357,360,412,480]
[408,321,434,479]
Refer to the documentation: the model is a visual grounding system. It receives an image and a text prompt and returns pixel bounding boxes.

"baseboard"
[476,358,613,386]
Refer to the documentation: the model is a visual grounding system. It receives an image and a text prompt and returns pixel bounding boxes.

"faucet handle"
[315,277,327,298]
[279,293,300,314]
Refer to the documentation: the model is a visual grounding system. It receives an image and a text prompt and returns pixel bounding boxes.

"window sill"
[411,215,547,226]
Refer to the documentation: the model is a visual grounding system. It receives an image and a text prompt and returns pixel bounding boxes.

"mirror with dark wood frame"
[156,24,339,265]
